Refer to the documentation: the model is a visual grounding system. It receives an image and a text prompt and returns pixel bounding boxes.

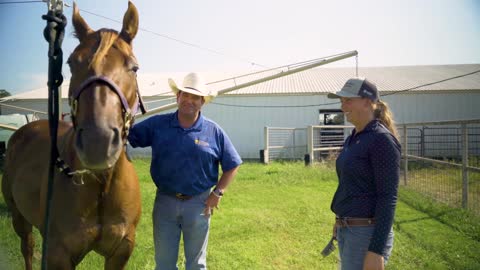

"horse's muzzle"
[75,124,122,170]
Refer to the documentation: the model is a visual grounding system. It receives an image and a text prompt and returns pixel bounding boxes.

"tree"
[0,89,11,98]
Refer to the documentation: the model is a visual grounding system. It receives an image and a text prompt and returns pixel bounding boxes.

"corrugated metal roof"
[3,64,479,100]
[218,64,480,95]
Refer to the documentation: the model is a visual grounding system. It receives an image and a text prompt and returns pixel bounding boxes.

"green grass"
[1,160,479,269]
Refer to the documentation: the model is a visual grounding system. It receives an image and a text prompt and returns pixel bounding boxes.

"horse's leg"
[45,244,76,270]
[10,207,34,270]
[104,233,135,270]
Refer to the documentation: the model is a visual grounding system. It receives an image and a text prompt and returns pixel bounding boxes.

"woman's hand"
[363,251,384,270]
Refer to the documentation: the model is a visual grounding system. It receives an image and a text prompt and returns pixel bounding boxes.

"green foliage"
[0,89,11,98]
[0,161,479,269]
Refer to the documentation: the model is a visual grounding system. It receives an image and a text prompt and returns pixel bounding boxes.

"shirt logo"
[195,138,210,147]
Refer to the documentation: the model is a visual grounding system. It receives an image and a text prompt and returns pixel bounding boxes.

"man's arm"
[203,166,240,215]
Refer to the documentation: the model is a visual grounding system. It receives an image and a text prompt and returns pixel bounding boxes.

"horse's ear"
[72,2,93,42]
[120,1,139,44]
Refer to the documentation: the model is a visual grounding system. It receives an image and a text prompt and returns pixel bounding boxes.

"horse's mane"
[86,28,133,70]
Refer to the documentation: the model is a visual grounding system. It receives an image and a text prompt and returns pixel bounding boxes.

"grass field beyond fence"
[1,160,479,269]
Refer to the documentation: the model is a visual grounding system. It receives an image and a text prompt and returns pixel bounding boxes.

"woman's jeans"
[153,189,211,270]
[336,225,394,270]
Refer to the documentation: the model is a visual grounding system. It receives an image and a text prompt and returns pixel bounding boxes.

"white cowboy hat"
[168,72,217,103]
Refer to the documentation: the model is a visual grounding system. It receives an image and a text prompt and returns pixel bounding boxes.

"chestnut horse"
[2,2,144,269]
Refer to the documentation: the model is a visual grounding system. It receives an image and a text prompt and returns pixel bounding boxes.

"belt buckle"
[175,193,189,200]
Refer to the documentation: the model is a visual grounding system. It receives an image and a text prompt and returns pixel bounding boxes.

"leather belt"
[335,217,376,227]
[174,193,193,201]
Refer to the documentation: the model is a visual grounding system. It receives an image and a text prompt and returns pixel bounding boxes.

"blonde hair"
[374,100,398,139]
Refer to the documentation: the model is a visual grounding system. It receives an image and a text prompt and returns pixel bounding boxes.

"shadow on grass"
[395,209,451,227]
[0,202,11,218]
[398,193,480,242]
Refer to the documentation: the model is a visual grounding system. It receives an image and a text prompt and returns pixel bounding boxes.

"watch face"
[214,188,223,196]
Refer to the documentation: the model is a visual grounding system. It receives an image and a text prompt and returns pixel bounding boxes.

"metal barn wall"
[0,99,70,119]
[1,91,479,159]
[382,92,480,123]
[203,94,340,159]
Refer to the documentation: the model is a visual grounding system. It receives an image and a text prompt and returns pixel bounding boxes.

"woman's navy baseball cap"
[327,77,379,102]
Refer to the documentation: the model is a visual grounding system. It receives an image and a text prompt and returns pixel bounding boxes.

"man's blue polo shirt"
[128,111,242,195]
[331,119,401,255]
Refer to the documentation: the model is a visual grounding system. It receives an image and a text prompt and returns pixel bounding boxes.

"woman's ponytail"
[374,100,398,139]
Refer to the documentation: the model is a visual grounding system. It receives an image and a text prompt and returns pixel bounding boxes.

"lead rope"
[41,1,66,269]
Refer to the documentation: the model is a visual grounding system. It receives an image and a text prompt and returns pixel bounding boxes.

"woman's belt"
[335,217,376,227]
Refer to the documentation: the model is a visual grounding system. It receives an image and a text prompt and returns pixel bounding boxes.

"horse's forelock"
[89,29,132,71]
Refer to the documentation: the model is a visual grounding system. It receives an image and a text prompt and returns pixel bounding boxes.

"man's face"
[177,91,205,117]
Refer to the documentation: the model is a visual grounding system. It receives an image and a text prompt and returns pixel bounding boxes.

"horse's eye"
[127,58,139,73]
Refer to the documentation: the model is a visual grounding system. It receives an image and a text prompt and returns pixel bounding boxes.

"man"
[128,72,242,270]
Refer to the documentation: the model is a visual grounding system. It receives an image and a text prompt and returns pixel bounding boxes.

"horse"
[1,2,145,269]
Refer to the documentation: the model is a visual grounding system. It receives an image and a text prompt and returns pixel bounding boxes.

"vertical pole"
[264,126,269,164]
[307,125,314,166]
[58,85,62,120]
[461,123,468,209]
[403,125,408,186]
[292,129,296,159]
[42,1,65,269]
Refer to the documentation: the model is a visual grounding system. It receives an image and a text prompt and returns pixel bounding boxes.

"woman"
[327,77,401,270]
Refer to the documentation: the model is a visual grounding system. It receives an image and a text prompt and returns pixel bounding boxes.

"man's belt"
[174,193,193,201]
[335,217,376,227]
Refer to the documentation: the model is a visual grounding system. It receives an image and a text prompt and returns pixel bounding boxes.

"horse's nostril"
[112,128,120,145]
[76,128,84,150]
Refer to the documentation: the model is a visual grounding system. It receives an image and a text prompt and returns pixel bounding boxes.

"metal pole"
[264,126,269,164]
[138,51,358,118]
[307,125,314,166]
[217,51,358,96]
[403,125,408,186]
[461,123,468,209]
[42,0,65,268]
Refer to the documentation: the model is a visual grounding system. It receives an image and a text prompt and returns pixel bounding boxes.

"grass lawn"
[1,160,479,269]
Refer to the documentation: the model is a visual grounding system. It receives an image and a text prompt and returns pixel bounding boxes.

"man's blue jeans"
[336,225,394,270]
[153,189,211,270]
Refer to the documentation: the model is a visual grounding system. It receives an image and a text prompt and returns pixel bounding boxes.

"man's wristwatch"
[212,188,224,198]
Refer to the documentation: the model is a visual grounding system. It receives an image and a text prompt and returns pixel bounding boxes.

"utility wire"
[210,69,480,108]
[5,1,270,94]
[2,0,268,68]
[76,7,269,69]
[0,0,43,4]
[381,68,480,97]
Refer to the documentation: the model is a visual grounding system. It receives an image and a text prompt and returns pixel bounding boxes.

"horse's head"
[68,1,144,170]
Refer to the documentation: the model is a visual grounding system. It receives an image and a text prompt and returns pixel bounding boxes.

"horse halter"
[69,75,147,136]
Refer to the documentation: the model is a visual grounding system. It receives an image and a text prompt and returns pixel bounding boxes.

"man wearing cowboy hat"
[128,72,242,270]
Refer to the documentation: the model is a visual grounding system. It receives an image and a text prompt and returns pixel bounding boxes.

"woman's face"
[340,97,371,126]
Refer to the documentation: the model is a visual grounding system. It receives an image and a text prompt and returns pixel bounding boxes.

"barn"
[1,64,479,159]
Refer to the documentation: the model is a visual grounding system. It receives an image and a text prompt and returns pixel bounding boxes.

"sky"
[0,0,479,95]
